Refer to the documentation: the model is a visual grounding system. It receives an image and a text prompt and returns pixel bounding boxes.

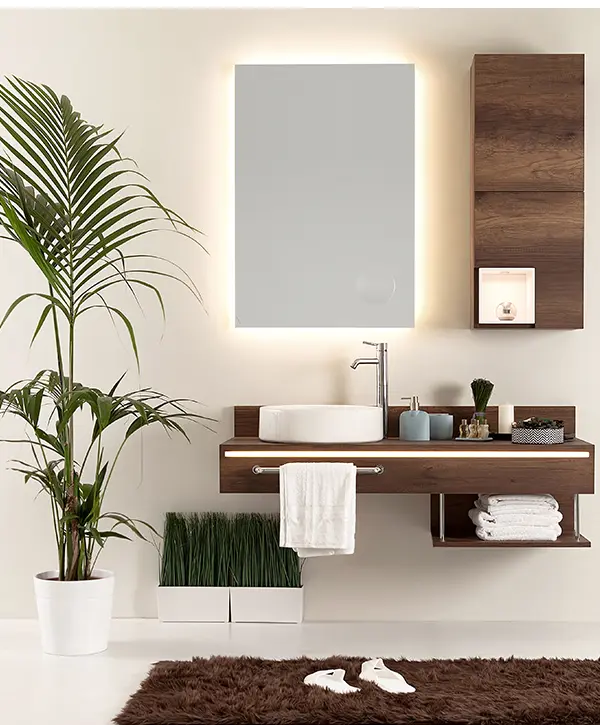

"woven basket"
[511,427,564,445]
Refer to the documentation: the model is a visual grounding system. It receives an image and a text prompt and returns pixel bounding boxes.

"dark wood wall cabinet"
[472,54,584,329]
[220,406,594,548]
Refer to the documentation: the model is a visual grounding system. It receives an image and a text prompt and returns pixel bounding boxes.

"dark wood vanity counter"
[220,437,593,495]
[220,406,593,548]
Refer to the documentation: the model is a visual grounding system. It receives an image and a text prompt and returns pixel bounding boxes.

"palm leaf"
[0,76,204,335]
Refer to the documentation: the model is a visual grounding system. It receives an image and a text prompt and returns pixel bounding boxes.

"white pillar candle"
[498,404,515,434]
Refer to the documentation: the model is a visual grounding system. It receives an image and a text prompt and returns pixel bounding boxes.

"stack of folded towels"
[469,494,563,542]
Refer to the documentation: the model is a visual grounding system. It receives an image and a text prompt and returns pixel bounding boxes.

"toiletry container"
[399,396,430,441]
[429,413,454,440]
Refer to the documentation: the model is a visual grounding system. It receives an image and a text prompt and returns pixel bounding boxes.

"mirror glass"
[235,64,415,328]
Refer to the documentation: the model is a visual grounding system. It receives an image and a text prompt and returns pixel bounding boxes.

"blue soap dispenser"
[399,396,430,441]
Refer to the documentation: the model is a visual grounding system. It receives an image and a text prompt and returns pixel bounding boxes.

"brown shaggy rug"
[114,655,600,725]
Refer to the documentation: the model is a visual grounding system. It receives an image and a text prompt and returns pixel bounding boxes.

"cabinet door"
[473,54,584,192]
[474,191,583,267]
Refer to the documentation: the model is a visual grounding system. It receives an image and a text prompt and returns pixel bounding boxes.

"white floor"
[2,619,600,725]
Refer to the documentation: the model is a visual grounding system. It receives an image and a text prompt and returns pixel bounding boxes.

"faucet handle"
[363,340,387,350]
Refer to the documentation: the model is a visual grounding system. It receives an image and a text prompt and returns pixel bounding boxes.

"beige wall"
[0,8,599,619]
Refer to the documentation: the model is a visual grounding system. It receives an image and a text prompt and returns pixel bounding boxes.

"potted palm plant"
[158,512,230,622]
[0,78,209,655]
[229,513,303,623]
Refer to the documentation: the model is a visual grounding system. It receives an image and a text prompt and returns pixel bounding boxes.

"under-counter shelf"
[432,533,591,548]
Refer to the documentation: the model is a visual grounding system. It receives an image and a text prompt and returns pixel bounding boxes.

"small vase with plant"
[0,78,210,654]
[470,378,494,422]
[512,417,565,445]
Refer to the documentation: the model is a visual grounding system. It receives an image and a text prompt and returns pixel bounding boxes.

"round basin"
[258,404,384,444]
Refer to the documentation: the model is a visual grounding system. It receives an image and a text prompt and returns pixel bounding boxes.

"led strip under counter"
[224,449,590,460]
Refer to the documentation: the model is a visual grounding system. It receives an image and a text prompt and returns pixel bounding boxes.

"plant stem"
[64,127,79,578]
[48,287,67,579]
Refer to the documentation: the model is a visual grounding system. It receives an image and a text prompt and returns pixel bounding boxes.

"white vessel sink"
[258,405,384,444]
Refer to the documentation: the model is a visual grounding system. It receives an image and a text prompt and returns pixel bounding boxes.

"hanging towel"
[477,494,559,511]
[475,524,562,542]
[469,507,563,528]
[279,462,356,557]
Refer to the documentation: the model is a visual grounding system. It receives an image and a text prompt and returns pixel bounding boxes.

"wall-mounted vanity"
[220,405,594,549]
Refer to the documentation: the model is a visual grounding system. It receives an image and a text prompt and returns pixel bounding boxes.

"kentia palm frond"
[0,76,205,360]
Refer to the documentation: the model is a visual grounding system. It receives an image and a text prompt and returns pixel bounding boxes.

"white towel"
[477,494,559,511]
[279,462,356,557]
[475,502,561,517]
[475,524,561,542]
[469,507,563,528]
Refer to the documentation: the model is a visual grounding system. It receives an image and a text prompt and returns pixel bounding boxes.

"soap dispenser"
[399,396,430,441]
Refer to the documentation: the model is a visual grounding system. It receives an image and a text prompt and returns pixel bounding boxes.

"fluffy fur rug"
[114,655,600,725]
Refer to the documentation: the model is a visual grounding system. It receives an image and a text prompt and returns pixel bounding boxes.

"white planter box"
[157,586,230,622]
[230,587,304,623]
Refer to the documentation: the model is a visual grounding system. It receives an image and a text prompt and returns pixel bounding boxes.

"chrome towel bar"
[252,464,384,476]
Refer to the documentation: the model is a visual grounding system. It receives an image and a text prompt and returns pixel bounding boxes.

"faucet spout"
[350,357,378,369]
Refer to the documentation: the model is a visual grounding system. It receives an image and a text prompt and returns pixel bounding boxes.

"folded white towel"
[475,501,562,517]
[469,507,563,528]
[477,494,559,511]
[475,524,562,542]
[279,462,356,557]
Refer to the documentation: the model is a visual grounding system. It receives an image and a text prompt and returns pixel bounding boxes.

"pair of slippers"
[304,658,415,694]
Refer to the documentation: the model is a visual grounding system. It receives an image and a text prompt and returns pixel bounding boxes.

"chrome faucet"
[351,341,388,437]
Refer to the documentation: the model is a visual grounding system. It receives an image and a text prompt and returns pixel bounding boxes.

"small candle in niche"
[498,404,515,434]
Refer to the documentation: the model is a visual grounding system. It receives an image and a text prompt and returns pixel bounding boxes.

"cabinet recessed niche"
[478,268,535,326]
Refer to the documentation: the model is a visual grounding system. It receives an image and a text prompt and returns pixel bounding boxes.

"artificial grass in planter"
[229,513,302,589]
[160,512,230,587]
[160,512,302,588]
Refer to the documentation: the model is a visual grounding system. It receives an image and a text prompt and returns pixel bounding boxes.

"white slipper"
[359,658,416,694]
[304,668,360,694]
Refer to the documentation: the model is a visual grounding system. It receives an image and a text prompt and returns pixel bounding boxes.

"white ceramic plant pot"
[230,587,304,623]
[34,569,114,656]
[157,586,230,622]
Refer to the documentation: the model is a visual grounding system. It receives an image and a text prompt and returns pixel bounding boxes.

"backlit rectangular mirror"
[235,64,415,328]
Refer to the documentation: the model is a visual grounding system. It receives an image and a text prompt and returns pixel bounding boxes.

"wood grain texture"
[473,54,584,192]
[471,54,585,330]
[474,192,583,267]
[233,405,576,438]
[221,430,593,496]
[535,264,584,329]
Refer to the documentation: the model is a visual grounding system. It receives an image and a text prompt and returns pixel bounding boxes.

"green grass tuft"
[160,512,188,587]
[160,511,301,588]
[229,513,302,588]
